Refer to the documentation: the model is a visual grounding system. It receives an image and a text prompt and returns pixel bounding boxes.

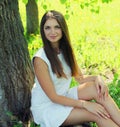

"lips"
[50,36,57,39]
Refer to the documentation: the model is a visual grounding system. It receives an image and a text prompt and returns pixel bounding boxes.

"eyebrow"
[55,25,61,27]
[44,25,61,28]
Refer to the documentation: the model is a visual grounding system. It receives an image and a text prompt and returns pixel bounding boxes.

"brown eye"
[44,26,50,30]
[55,25,61,29]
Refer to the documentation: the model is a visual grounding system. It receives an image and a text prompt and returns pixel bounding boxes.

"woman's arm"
[74,67,97,84]
[33,57,82,108]
[75,74,97,84]
[74,67,108,99]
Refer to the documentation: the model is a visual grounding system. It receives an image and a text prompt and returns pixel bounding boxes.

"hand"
[95,75,108,100]
[82,100,110,119]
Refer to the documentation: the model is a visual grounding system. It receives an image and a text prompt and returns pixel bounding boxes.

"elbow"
[49,94,59,103]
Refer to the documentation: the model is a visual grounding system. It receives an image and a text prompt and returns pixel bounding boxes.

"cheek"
[44,30,49,37]
[60,31,62,37]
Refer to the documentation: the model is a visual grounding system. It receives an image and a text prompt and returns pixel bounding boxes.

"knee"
[87,81,98,99]
[88,82,110,102]
[78,81,98,100]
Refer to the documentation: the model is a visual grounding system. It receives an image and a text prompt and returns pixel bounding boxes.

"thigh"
[62,108,119,127]
[62,108,97,126]
[66,86,78,100]
[77,81,98,100]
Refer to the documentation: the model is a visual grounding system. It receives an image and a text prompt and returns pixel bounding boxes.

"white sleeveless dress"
[31,48,78,127]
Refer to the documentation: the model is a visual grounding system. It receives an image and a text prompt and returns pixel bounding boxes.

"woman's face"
[44,18,62,46]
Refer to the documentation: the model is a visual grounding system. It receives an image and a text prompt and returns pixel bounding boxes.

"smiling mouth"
[50,36,57,39]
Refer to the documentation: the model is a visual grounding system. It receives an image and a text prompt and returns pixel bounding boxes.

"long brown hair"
[40,10,79,78]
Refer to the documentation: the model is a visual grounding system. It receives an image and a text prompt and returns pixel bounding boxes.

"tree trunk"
[26,0,39,35]
[0,0,34,126]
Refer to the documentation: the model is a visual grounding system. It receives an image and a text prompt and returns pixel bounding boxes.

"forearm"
[51,94,84,108]
[75,75,97,84]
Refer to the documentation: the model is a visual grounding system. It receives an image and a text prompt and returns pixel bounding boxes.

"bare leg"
[98,95,120,125]
[62,108,119,127]
[77,82,120,126]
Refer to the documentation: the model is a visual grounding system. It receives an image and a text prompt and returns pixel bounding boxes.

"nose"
[51,28,56,34]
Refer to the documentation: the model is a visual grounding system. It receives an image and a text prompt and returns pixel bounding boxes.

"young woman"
[30,10,120,127]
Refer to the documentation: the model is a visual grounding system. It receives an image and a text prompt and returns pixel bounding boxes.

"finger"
[102,94,105,101]
[97,83,102,95]
[99,112,108,119]
[101,89,106,100]
[101,94,104,101]
[99,106,110,117]
[105,90,108,97]
[104,87,109,100]
[96,83,100,94]
[97,110,110,119]
[93,110,102,119]
[101,84,105,94]
[103,91,107,100]
[101,111,110,119]
[101,86,108,100]
[95,110,106,119]
[98,85,102,99]
[102,109,110,118]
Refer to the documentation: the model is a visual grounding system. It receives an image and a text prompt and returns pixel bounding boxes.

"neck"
[54,47,60,54]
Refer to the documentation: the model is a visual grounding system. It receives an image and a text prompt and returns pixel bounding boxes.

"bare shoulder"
[33,57,48,70]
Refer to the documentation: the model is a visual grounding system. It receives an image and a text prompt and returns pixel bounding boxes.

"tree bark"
[0,0,34,126]
[26,0,39,35]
